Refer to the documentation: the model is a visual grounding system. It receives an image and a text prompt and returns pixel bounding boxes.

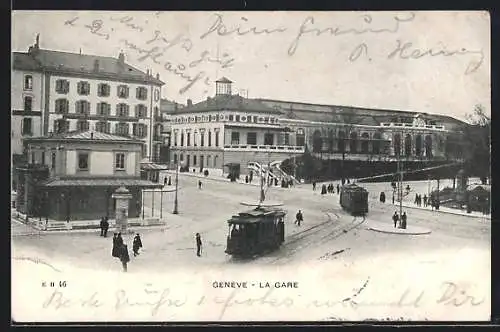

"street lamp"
[173,162,179,214]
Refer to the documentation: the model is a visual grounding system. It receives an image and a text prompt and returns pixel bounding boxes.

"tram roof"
[342,184,368,192]
[227,207,286,224]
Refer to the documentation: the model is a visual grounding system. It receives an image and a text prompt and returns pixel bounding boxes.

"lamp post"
[396,131,403,221]
[173,162,179,214]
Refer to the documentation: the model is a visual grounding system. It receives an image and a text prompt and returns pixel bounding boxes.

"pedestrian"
[414,194,418,205]
[112,233,120,258]
[423,195,428,207]
[168,176,172,186]
[312,181,316,191]
[195,233,202,257]
[401,212,407,229]
[133,233,143,257]
[116,233,124,247]
[119,244,130,272]
[295,210,303,226]
[321,184,327,195]
[380,191,386,203]
[103,217,109,237]
[337,184,340,194]
[392,211,399,228]
[99,217,105,236]
[198,180,202,189]
[245,175,249,183]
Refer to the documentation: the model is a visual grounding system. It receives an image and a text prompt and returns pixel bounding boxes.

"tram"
[225,206,286,257]
[339,183,369,216]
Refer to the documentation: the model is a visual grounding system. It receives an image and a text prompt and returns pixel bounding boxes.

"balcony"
[223,144,305,153]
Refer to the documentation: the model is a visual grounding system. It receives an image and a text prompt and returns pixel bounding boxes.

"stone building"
[18,131,162,221]
[11,35,165,176]
[166,77,467,179]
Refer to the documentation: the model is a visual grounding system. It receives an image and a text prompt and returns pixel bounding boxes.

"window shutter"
[115,123,119,134]
[106,122,110,133]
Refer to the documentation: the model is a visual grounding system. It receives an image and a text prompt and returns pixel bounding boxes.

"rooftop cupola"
[215,77,233,96]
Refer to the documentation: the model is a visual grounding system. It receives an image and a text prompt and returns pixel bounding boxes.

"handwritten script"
[40,280,486,320]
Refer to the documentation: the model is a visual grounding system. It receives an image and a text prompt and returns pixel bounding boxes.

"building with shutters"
[166,77,467,180]
[11,35,165,181]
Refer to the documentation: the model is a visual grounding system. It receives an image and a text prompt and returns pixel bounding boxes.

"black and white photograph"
[11,10,491,322]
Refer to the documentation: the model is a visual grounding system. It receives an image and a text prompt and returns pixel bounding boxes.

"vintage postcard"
[11,10,491,322]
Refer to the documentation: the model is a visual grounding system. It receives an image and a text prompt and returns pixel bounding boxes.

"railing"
[380,123,445,130]
[223,144,305,153]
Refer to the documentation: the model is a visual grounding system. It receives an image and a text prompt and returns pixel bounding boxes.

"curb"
[367,227,432,235]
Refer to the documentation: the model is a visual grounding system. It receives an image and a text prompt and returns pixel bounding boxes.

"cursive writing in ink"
[42,288,104,309]
[115,287,187,317]
[200,13,287,39]
[288,12,416,56]
[387,40,485,75]
[436,281,485,307]
[83,20,110,40]
[110,15,146,32]
[145,30,193,53]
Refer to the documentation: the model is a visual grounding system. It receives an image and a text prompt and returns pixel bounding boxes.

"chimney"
[187,99,193,107]
[118,51,125,65]
[35,33,40,49]
[93,59,99,72]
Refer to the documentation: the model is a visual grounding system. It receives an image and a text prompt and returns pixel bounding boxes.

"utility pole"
[173,162,179,214]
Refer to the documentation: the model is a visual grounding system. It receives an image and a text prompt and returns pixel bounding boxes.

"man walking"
[103,217,109,238]
[392,211,399,228]
[119,244,130,272]
[133,233,143,257]
[99,217,105,236]
[198,180,203,189]
[295,210,303,226]
[196,233,203,257]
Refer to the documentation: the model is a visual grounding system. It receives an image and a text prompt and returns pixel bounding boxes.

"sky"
[12,11,490,121]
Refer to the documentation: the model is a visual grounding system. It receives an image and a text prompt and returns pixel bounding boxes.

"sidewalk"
[386,201,491,220]
[10,209,183,235]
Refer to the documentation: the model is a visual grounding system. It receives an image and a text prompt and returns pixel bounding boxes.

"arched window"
[327,129,334,152]
[350,131,358,153]
[207,155,211,168]
[312,130,322,153]
[415,135,423,156]
[180,132,185,146]
[338,130,346,153]
[425,135,433,158]
[214,155,218,168]
[404,134,412,156]
[393,133,401,156]
[361,132,369,153]
[372,132,381,154]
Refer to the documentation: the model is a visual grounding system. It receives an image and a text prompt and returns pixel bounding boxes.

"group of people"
[312,182,342,195]
[414,194,428,207]
[392,211,408,229]
[111,233,143,272]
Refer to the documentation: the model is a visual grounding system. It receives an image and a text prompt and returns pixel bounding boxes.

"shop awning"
[39,178,163,188]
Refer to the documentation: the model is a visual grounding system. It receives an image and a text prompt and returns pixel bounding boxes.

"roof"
[12,52,41,71]
[216,77,233,83]
[140,162,169,171]
[25,130,143,144]
[13,49,164,85]
[40,178,163,188]
[174,95,282,114]
[258,98,466,126]
[227,207,286,224]
[468,184,491,192]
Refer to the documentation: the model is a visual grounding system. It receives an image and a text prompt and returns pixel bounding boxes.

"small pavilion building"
[18,130,162,221]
